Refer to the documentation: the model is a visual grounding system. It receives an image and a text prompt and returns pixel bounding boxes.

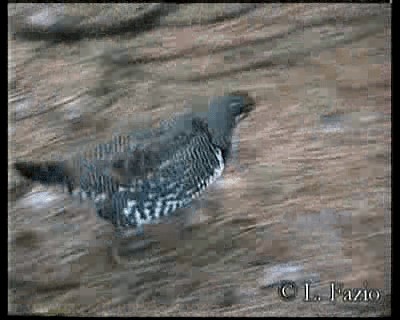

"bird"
[13,91,255,235]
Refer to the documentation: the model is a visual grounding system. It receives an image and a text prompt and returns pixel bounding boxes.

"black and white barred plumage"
[13,92,255,232]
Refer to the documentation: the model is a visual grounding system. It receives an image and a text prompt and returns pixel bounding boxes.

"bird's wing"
[12,111,206,197]
[107,111,207,184]
[104,117,225,228]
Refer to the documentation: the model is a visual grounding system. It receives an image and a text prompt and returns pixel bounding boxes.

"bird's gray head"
[206,91,255,159]
[220,91,255,120]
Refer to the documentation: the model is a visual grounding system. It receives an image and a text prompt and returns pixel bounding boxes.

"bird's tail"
[13,160,74,193]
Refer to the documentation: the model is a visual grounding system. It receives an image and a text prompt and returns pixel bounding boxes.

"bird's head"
[226,90,256,122]
[208,91,255,124]
[206,91,255,158]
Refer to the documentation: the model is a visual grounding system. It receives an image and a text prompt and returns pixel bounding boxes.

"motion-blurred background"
[8,4,391,316]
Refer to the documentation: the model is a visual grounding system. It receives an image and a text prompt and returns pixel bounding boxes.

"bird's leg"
[175,197,215,240]
[109,232,123,265]
[155,201,201,241]
[185,199,203,226]
[111,225,157,264]
[133,224,145,237]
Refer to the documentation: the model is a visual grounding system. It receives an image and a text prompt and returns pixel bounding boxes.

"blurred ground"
[8,4,391,316]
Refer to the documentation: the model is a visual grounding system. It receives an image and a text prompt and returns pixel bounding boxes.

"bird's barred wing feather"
[71,114,201,184]
[96,118,225,229]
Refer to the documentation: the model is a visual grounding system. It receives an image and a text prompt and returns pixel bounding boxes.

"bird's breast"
[111,142,225,229]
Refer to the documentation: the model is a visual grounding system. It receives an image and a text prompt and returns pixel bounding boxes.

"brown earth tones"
[8,4,391,316]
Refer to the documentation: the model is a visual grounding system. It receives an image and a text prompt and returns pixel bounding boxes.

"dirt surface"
[8,4,391,316]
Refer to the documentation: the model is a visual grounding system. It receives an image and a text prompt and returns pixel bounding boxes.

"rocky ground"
[8,4,391,316]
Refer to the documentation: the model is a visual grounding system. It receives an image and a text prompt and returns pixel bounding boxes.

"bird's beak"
[229,90,256,121]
